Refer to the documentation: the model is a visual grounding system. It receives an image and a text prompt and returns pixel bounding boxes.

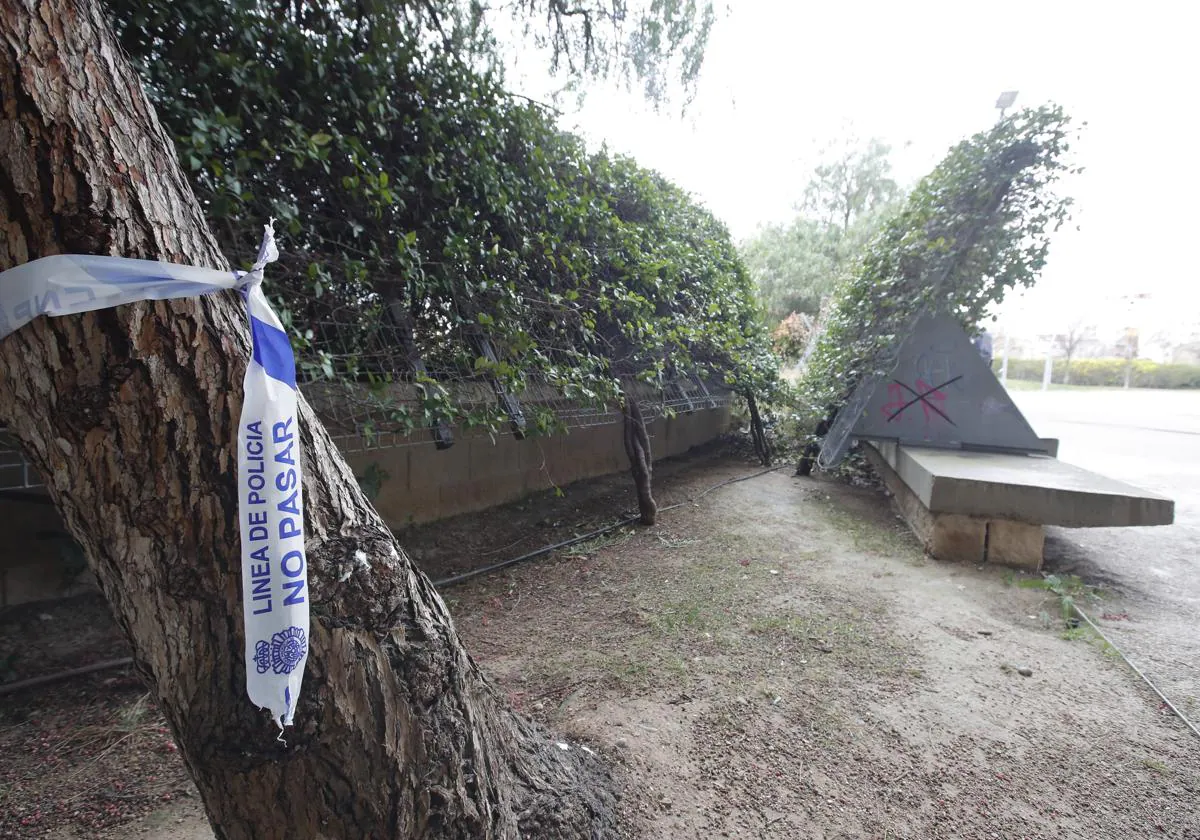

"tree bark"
[621,397,656,525]
[384,298,454,449]
[796,410,833,477]
[0,2,614,838]
[744,392,771,467]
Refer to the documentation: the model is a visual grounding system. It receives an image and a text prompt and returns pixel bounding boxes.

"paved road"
[1011,388,1200,716]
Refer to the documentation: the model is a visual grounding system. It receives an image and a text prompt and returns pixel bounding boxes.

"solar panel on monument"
[848,313,1044,452]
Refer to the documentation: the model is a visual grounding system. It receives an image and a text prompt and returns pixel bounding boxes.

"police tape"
[0,224,308,729]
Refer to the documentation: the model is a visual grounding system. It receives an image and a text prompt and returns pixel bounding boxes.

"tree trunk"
[796,409,833,477]
[621,397,656,525]
[384,299,454,449]
[744,392,771,467]
[0,3,614,838]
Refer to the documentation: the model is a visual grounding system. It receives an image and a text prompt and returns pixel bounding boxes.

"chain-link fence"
[0,427,43,492]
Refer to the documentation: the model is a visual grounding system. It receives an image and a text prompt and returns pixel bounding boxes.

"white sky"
[505,0,1199,334]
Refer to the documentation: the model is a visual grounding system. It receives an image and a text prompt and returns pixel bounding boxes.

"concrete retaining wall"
[345,404,731,529]
[0,404,731,606]
[0,495,98,608]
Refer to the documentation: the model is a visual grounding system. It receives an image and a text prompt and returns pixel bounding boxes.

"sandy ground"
[6,443,1200,839]
[449,465,1200,839]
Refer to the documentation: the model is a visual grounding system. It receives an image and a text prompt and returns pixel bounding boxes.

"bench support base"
[985,520,1045,571]
[865,445,1045,571]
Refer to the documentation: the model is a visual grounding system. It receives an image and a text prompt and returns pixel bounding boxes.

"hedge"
[995,358,1200,389]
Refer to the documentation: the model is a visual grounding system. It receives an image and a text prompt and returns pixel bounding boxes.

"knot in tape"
[234,220,280,291]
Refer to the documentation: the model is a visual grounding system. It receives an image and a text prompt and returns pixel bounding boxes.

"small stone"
[615,738,629,749]
[1017,667,1033,677]
[532,701,545,711]
[977,630,993,636]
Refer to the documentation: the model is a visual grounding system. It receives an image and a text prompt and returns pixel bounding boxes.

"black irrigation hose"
[17,466,1195,741]
[0,657,135,697]
[2,466,787,694]
[1071,604,1200,741]
[431,464,788,588]
[431,515,641,589]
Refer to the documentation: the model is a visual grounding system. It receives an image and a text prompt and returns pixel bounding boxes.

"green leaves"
[794,106,1076,439]
[109,0,774,439]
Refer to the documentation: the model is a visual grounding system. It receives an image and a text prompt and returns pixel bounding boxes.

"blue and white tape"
[0,224,308,729]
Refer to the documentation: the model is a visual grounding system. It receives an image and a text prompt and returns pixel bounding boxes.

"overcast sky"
[507,0,1198,333]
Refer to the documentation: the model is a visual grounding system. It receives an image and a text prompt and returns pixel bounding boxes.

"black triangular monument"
[849,313,1044,452]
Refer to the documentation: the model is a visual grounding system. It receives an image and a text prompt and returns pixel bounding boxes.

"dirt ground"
[3,446,1198,839]
[0,598,196,838]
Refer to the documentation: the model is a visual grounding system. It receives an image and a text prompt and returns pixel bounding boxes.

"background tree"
[1055,318,1090,385]
[741,137,902,324]
[259,0,716,108]
[493,0,717,105]
[802,137,900,235]
[740,219,838,322]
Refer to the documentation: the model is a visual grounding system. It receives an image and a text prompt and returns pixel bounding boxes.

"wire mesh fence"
[283,283,735,453]
[0,279,737,486]
[0,427,44,492]
[305,375,731,454]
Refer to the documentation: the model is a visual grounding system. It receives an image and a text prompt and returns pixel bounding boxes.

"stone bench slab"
[869,442,1174,529]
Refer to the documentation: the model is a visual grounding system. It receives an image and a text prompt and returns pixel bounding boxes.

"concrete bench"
[864,441,1175,571]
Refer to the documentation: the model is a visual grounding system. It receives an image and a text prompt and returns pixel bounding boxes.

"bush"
[108,0,780,436]
[995,358,1200,389]
[772,312,813,363]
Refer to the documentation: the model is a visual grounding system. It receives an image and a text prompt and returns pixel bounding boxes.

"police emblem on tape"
[254,626,308,675]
